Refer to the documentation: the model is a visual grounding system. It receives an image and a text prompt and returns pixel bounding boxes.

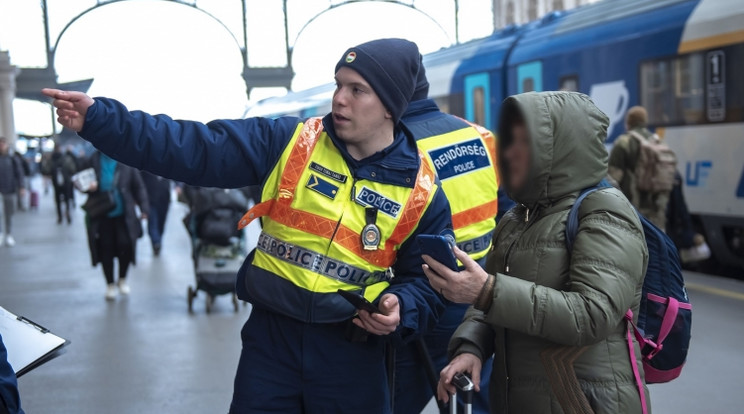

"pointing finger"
[41,88,64,99]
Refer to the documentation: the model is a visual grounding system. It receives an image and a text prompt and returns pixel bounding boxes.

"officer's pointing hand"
[353,293,400,335]
[41,88,95,133]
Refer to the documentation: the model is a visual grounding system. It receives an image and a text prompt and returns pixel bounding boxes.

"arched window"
[506,1,515,25]
[528,0,538,20]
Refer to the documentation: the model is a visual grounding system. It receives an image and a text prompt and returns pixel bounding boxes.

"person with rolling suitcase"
[427,92,652,414]
[0,137,26,247]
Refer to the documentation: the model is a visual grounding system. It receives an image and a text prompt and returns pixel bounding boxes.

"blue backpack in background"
[565,183,692,386]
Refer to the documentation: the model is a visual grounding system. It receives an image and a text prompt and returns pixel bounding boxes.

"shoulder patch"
[427,138,491,180]
[306,174,339,200]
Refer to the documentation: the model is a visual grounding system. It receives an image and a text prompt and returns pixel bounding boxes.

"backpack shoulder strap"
[628,130,646,142]
[564,183,612,253]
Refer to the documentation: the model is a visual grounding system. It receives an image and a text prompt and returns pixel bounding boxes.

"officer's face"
[504,123,530,192]
[332,67,392,144]
[0,140,7,155]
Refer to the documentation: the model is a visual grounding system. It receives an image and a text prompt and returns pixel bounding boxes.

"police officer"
[43,38,451,414]
[394,60,498,414]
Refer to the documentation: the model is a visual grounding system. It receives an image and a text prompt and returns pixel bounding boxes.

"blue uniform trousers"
[230,307,391,414]
[394,303,492,414]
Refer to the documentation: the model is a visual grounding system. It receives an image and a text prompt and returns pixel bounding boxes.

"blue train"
[247,0,744,269]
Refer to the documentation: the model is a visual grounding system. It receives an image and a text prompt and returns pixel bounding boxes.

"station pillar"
[0,51,19,148]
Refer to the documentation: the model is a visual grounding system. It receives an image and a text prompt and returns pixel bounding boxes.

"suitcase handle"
[449,373,474,414]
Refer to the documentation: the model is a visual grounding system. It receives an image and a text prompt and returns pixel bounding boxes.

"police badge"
[362,208,381,251]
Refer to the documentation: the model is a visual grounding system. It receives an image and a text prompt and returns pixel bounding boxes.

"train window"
[560,76,578,92]
[472,87,486,126]
[641,53,705,126]
[641,44,744,125]
[522,78,535,93]
[517,61,543,93]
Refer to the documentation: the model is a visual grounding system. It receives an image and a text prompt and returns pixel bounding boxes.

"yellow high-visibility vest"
[416,121,498,261]
[238,118,437,322]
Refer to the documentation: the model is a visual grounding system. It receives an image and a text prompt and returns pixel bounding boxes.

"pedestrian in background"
[140,171,171,256]
[83,151,149,300]
[12,152,30,211]
[64,146,80,207]
[0,137,25,247]
[609,106,673,230]
[426,92,651,414]
[43,145,77,224]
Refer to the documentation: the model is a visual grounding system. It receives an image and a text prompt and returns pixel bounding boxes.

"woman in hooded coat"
[425,92,651,413]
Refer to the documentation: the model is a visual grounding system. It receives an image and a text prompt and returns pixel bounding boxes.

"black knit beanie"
[335,38,420,124]
[412,55,430,101]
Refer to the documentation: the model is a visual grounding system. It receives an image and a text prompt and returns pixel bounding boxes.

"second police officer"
[394,58,499,414]
[43,39,452,414]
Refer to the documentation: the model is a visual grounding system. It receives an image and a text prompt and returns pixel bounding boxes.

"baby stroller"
[183,187,249,313]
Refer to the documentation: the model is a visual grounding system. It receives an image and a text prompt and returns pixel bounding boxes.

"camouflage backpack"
[629,131,677,193]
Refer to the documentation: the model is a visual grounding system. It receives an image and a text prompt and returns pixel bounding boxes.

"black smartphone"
[337,289,381,314]
[416,234,459,271]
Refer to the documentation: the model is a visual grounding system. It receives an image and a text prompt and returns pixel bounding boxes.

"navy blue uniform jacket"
[79,98,450,339]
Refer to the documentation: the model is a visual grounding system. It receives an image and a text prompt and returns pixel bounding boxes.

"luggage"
[29,191,39,210]
[629,131,677,193]
[448,373,474,414]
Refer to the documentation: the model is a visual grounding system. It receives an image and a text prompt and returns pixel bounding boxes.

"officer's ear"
[384,110,392,120]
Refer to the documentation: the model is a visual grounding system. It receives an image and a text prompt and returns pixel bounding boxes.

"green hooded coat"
[449,92,650,413]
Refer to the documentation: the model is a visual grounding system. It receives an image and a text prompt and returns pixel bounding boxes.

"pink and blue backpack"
[566,183,692,412]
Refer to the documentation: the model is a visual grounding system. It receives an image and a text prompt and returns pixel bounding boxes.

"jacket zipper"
[503,206,527,273]
[329,178,358,246]
[501,205,535,412]
[504,205,541,272]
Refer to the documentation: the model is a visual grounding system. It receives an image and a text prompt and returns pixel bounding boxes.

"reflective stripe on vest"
[238,117,436,312]
[417,121,499,260]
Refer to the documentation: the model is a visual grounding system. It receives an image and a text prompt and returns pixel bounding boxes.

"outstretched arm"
[42,89,299,188]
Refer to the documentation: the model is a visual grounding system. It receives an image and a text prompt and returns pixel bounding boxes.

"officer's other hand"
[423,246,488,304]
[353,293,400,335]
[41,88,95,133]
[438,353,482,403]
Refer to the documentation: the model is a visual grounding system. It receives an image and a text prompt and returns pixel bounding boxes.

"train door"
[517,61,543,93]
[464,72,492,129]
